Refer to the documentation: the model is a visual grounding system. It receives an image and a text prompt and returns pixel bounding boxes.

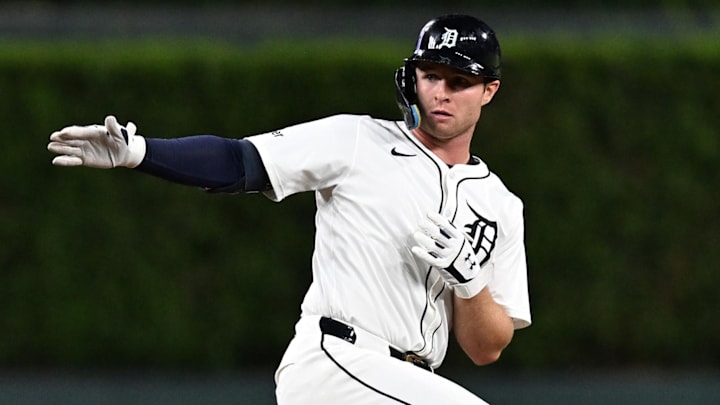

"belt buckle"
[403,353,432,372]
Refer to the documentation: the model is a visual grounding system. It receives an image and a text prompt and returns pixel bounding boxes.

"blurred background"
[1,0,719,404]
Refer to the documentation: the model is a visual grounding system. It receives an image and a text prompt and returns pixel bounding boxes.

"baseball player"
[47,14,530,404]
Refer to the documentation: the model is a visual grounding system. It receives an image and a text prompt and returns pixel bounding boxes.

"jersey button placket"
[441,170,458,218]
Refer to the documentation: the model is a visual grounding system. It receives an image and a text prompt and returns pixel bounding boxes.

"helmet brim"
[407,50,498,80]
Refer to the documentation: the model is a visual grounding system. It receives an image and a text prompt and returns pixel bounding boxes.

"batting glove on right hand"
[411,211,494,299]
[48,115,146,168]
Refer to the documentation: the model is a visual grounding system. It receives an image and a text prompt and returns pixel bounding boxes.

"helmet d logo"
[429,27,458,50]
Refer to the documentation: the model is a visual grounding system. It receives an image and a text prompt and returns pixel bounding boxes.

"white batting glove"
[47,115,146,168]
[411,211,494,299]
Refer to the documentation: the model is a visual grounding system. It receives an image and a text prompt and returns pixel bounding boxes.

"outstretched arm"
[48,115,269,193]
[137,136,269,193]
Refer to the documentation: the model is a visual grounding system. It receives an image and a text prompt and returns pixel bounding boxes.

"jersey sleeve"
[490,198,532,330]
[245,114,363,202]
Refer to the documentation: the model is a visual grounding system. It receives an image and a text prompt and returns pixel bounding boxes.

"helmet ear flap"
[394,62,421,130]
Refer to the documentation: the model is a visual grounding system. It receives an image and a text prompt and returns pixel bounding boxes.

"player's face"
[414,62,499,142]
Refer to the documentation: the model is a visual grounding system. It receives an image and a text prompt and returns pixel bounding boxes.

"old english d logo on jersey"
[463,203,497,267]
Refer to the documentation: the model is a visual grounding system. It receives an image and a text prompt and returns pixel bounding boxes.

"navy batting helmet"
[395,14,502,129]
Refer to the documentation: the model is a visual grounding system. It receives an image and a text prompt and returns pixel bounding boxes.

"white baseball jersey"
[247,114,530,368]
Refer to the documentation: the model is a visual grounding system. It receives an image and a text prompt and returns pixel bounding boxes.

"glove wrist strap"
[126,135,147,168]
[453,264,494,299]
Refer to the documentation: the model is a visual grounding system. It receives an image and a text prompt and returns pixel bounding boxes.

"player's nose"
[434,83,450,102]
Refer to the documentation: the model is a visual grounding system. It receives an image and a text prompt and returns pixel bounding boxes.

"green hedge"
[1,37,718,370]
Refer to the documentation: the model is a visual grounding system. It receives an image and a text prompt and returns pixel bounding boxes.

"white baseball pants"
[275,315,489,405]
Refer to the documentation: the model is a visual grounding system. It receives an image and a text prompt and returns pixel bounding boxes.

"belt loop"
[319,316,357,344]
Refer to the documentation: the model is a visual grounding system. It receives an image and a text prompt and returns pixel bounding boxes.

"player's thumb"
[104,115,118,132]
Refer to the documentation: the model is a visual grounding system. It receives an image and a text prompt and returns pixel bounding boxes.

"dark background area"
[1,1,719,403]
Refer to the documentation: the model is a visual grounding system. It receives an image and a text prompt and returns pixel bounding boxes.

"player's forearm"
[453,288,514,366]
[136,136,269,193]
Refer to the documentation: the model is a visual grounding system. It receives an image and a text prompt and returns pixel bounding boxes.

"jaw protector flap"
[394,62,421,130]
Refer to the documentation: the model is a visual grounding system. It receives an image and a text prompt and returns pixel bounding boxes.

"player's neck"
[412,128,472,166]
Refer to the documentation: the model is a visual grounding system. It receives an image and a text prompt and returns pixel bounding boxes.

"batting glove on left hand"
[48,115,146,168]
[411,211,494,299]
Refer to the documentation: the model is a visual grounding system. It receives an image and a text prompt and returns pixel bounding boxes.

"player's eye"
[448,76,472,89]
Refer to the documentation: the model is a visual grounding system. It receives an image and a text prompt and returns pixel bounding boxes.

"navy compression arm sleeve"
[135,136,270,193]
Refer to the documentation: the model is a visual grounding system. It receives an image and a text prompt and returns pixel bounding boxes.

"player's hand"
[411,211,493,299]
[47,115,146,168]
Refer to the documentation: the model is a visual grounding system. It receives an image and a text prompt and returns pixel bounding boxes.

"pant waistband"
[318,316,433,372]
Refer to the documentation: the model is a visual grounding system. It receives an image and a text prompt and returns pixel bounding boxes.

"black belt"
[319,317,433,372]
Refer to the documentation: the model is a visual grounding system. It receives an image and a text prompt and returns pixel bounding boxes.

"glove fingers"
[418,220,437,235]
[425,211,463,240]
[126,122,137,137]
[419,216,453,243]
[426,211,455,232]
[104,115,125,140]
[426,211,449,226]
[50,125,105,141]
[49,131,64,142]
[51,155,83,166]
[104,115,136,144]
[412,231,451,267]
[411,246,442,267]
[104,115,118,130]
[413,230,441,251]
[47,142,81,156]
[417,218,440,239]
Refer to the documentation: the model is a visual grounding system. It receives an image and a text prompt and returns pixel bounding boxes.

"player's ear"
[481,80,500,106]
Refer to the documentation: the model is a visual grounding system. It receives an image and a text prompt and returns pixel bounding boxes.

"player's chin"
[423,123,460,141]
[421,117,447,133]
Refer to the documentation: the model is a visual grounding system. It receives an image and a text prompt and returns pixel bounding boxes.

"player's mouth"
[431,110,453,120]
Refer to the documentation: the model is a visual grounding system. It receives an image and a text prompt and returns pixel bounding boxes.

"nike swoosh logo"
[391,147,416,157]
